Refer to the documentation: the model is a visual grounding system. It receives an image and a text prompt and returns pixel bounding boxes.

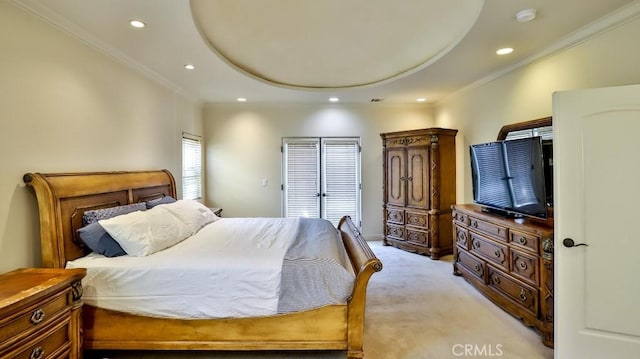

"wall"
[435,9,640,204]
[0,2,203,272]
[203,103,435,239]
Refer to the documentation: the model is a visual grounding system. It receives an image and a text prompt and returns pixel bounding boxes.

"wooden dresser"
[381,128,457,259]
[452,204,554,347]
[0,268,86,359]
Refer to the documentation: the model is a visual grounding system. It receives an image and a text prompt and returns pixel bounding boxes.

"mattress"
[66,217,355,319]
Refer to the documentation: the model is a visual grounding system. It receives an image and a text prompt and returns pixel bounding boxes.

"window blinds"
[182,134,202,200]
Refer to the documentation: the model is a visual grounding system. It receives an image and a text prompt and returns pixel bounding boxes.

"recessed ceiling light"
[515,9,536,23]
[184,64,195,70]
[496,47,514,55]
[329,97,339,102]
[416,98,426,102]
[237,97,247,102]
[129,20,146,28]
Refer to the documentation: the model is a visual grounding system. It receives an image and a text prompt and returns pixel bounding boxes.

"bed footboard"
[338,216,383,359]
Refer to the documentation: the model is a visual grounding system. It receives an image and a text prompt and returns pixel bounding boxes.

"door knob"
[563,238,588,248]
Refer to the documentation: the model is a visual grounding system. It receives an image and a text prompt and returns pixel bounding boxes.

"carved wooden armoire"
[380,128,458,259]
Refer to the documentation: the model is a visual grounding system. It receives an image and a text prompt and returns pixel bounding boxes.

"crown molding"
[9,0,196,101]
[439,0,640,104]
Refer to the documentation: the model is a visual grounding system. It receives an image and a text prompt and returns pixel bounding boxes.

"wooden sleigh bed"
[23,170,382,359]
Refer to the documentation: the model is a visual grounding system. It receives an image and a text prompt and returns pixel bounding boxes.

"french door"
[282,137,361,227]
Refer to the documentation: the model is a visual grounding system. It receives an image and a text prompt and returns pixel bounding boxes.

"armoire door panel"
[387,148,405,207]
[406,147,430,208]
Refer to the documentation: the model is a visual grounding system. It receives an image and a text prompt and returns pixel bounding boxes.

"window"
[282,137,361,227]
[182,133,202,200]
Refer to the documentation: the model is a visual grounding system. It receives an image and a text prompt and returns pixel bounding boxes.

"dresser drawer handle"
[30,309,45,324]
[519,261,527,270]
[472,241,480,249]
[30,346,44,359]
[471,220,478,228]
[519,289,528,302]
[518,237,527,245]
[494,250,501,258]
[474,264,482,272]
[491,275,501,284]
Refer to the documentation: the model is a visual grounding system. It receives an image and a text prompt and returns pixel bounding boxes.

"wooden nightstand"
[0,268,86,359]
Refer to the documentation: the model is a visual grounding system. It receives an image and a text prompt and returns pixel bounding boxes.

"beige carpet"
[86,241,553,359]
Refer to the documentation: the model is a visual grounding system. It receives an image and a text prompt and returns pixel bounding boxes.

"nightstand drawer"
[470,232,509,271]
[0,290,70,351]
[469,216,508,242]
[488,266,538,317]
[4,317,71,359]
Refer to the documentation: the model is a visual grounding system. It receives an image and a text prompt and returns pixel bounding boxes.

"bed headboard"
[23,170,176,268]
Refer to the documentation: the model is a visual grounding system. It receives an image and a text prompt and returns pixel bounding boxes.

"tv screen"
[470,136,547,219]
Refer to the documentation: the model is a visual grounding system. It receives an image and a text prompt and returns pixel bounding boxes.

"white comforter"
[67,218,299,318]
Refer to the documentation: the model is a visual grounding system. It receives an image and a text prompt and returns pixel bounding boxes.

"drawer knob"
[491,275,501,284]
[471,221,478,228]
[474,264,481,272]
[472,241,480,249]
[494,250,501,258]
[519,289,528,302]
[30,347,44,359]
[519,261,527,270]
[518,237,527,245]
[30,308,45,324]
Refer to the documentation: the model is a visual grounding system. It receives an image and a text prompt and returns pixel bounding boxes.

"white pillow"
[99,206,192,257]
[156,199,218,234]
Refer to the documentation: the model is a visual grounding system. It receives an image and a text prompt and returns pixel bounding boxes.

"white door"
[553,84,640,358]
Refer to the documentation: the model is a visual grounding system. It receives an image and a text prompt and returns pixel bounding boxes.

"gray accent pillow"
[82,202,147,226]
[77,222,127,257]
[146,196,176,209]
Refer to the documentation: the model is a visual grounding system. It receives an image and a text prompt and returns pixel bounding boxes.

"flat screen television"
[469,136,548,219]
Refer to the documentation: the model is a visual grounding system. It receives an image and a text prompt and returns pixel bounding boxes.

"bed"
[23,170,382,359]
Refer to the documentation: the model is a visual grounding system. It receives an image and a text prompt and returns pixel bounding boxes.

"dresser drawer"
[469,233,509,271]
[456,249,485,282]
[0,290,70,351]
[405,210,428,229]
[469,216,508,242]
[510,248,539,286]
[3,317,71,359]
[386,208,404,225]
[452,211,469,225]
[406,228,429,245]
[510,230,540,255]
[386,224,405,241]
[487,266,538,317]
[454,225,469,249]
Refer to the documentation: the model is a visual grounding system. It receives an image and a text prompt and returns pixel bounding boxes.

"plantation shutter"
[322,138,360,226]
[283,138,320,218]
[182,134,202,200]
[282,137,361,228]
